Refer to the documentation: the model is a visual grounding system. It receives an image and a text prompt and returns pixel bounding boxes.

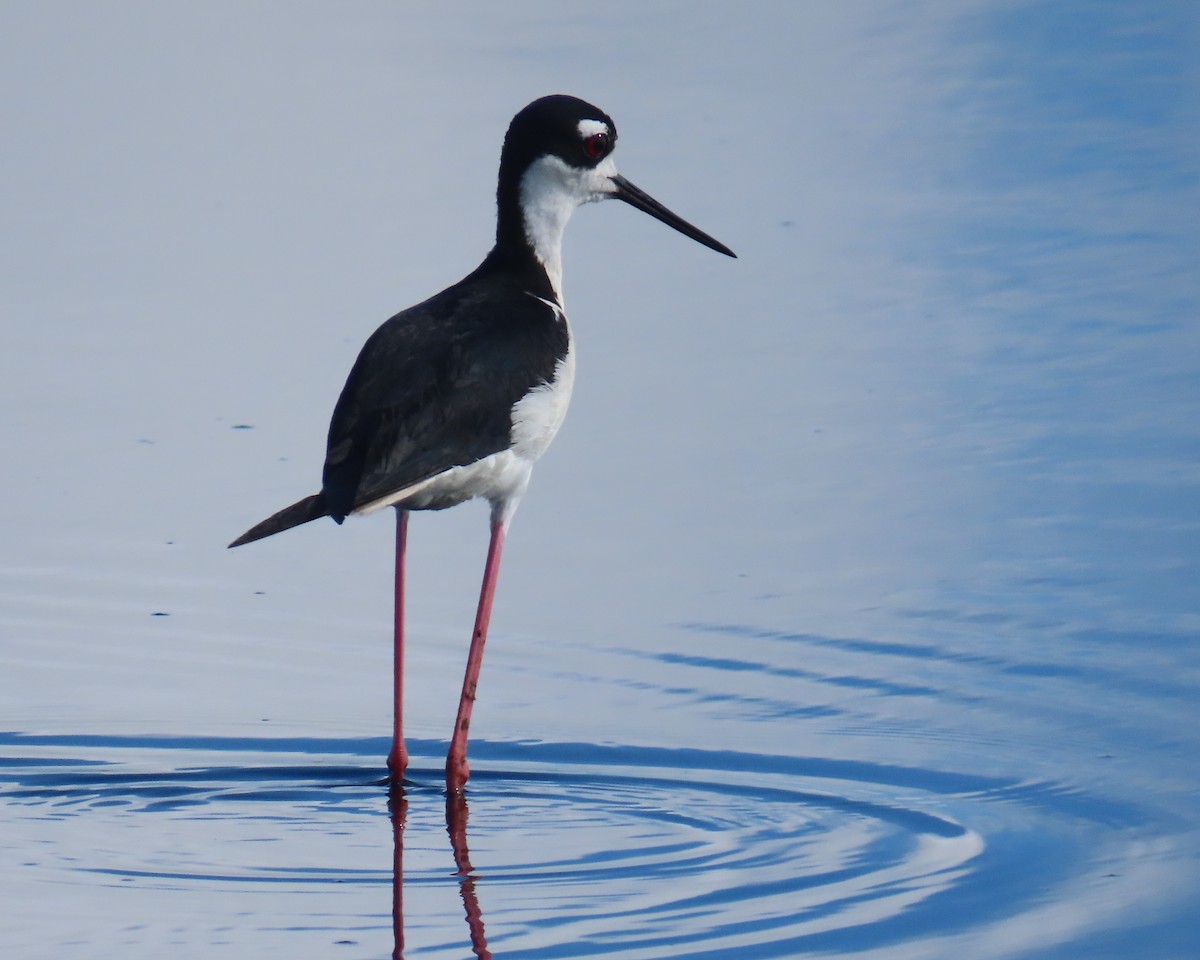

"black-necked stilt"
[230,95,735,792]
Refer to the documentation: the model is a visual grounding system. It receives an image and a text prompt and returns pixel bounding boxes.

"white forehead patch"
[577,118,610,138]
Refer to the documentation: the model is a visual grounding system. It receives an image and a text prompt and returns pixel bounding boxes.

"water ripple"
[0,730,1145,958]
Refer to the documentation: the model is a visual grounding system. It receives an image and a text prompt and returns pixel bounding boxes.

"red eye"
[583,132,610,159]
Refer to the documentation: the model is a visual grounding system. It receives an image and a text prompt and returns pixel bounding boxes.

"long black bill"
[611,174,736,258]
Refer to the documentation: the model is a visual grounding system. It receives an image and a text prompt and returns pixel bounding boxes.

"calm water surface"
[2,3,1197,958]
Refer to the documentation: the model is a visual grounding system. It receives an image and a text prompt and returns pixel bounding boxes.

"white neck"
[518,154,618,303]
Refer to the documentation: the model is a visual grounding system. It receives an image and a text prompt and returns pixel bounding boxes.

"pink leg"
[446,518,506,792]
[387,509,410,782]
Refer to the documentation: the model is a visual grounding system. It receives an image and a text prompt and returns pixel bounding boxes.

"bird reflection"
[387,786,491,959]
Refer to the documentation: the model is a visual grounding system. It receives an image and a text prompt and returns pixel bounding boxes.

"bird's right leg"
[387,508,410,783]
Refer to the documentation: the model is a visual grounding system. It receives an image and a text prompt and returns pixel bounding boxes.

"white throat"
[518,153,618,302]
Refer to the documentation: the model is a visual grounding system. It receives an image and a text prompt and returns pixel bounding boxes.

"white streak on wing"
[529,293,564,322]
[352,451,532,522]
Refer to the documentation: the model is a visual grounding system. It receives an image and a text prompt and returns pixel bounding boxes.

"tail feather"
[228,493,330,548]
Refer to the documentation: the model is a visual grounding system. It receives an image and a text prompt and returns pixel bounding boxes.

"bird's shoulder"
[341,261,567,412]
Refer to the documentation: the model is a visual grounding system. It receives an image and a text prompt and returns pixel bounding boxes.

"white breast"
[511,302,575,462]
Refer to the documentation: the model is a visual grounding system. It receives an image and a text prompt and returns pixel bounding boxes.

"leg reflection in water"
[447,791,492,959]
[388,788,407,960]
[387,786,492,959]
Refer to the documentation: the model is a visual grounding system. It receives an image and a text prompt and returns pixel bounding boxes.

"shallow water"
[2,2,1198,958]
[0,726,1159,959]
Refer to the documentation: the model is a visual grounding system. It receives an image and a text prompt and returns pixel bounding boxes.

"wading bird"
[230,95,735,792]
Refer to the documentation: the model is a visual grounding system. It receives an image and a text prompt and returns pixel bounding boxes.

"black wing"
[323,267,566,519]
[230,259,567,547]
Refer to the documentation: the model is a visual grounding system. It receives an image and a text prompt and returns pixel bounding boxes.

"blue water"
[0,729,1149,958]
[2,2,1197,958]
